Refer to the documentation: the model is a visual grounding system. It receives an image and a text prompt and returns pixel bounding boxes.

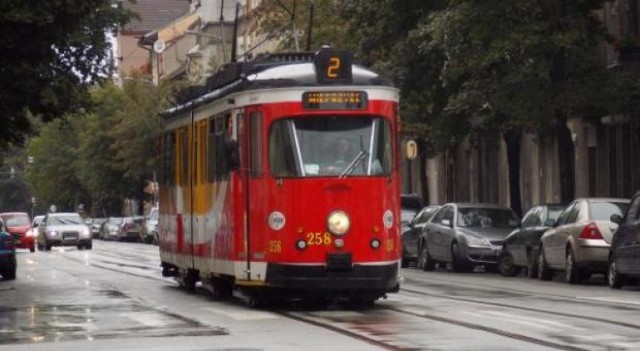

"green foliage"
[25,79,174,217]
[0,0,134,147]
[252,0,356,52]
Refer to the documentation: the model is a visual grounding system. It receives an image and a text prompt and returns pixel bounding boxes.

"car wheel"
[566,250,582,284]
[526,250,538,279]
[2,259,16,280]
[86,242,92,250]
[451,242,469,273]
[401,258,409,268]
[418,241,435,271]
[44,240,52,251]
[77,244,84,250]
[29,245,35,253]
[608,255,624,289]
[498,250,520,277]
[538,246,553,281]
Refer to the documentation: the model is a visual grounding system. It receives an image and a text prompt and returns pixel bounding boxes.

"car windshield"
[547,207,564,222]
[590,202,629,221]
[457,207,519,228]
[1,214,30,227]
[269,116,392,177]
[48,215,83,225]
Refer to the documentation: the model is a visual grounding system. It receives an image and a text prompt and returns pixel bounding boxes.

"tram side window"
[208,115,230,182]
[269,120,298,177]
[163,132,175,185]
[372,119,392,175]
[181,129,189,185]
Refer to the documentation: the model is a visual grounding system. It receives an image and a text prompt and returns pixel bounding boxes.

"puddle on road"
[0,299,227,344]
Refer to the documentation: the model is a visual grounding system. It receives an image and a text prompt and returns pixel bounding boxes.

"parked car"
[418,203,520,272]
[32,215,44,229]
[36,212,92,251]
[538,198,629,284]
[0,219,16,280]
[119,216,144,242]
[402,205,440,268]
[143,207,159,244]
[607,191,640,289]
[89,218,106,239]
[100,217,124,241]
[498,204,566,277]
[0,212,35,253]
[401,194,424,212]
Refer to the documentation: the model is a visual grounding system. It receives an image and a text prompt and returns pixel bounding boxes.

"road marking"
[576,296,640,306]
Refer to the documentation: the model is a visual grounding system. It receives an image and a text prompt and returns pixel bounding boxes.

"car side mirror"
[442,219,452,227]
[610,214,623,224]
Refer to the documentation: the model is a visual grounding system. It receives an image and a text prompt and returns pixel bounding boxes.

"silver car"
[538,198,629,284]
[36,212,92,251]
[418,203,520,272]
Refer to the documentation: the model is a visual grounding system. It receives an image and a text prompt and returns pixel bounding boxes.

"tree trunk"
[556,116,575,203]
[504,129,522,216]
[418,139,429,206]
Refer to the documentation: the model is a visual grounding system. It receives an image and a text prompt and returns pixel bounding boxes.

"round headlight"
[327,211,350,236]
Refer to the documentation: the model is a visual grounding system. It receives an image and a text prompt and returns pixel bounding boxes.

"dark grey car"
[402,205,440,268]
[418,203,520,272]
[499,204,565,278]
[608,190,640,289]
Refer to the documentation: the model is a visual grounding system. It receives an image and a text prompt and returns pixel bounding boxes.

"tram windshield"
[269,116,393,177]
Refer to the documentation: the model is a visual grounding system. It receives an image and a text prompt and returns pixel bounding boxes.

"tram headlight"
[296,240,307,250]
[370,239,381,249]
[327,211,350,236]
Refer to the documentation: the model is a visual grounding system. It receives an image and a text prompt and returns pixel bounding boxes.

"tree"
[0,1,133,147]
[26,118,89,213]
[252,0,356,52]
[423,0,611,204]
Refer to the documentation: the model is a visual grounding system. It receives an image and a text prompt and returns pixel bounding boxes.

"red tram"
[158,47,401,304]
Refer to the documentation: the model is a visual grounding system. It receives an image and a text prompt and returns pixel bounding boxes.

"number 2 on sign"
[327,57,340,78]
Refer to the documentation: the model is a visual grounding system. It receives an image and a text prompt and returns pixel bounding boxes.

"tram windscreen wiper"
[339,149,368,178]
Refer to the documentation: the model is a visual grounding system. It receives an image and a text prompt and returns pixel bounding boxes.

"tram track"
[50,250,640,350]
[401,286,640,330]
[378,304,589,351]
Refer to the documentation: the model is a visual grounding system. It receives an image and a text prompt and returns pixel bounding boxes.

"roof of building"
[122,0,191,34]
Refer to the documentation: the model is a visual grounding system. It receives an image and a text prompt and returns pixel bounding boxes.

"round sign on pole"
[406,140,418,160]
[153,40,166,54]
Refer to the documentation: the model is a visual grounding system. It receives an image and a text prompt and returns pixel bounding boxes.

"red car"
[0,212,35,253]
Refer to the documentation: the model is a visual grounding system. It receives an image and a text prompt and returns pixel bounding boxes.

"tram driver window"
[268,117,392,177]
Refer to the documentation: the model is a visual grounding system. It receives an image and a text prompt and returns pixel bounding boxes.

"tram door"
[244,108,266,280]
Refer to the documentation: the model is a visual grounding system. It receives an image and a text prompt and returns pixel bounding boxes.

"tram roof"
[161,51,394,118]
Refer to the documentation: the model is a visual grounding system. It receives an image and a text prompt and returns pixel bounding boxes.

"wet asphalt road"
[1,242,640,350]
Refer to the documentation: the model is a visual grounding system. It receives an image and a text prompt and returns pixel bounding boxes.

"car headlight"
[81,228,91,237]
[46,230,58,237]
[327,211,350,236]
[25,229,35,237]
[465,236,491,248]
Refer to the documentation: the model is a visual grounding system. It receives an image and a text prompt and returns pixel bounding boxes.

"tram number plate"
[268,240,282,253]
[306,232,332,246]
